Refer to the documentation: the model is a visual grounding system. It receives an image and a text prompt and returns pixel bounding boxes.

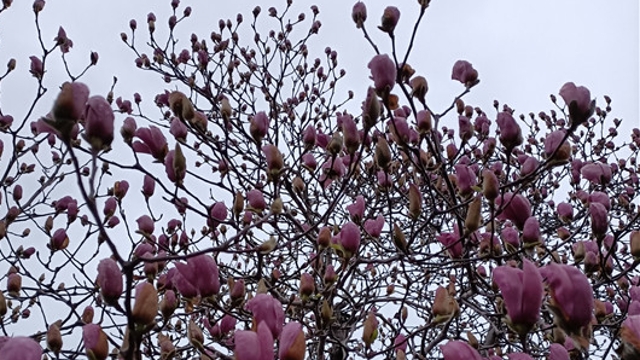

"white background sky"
[0,0,637,133]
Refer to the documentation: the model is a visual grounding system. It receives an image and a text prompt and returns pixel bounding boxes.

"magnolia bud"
[465,196,482,233]
[132,282,158,326]
[408,183,421,220]
[375,137,391,170]
[362,310,378,347]
[47,321,63,355]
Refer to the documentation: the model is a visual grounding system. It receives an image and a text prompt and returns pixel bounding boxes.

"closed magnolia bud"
[7,272,21,295]
[233,192,244,217]
[465,196,482,233]
[631,231,640,259]
[132,282,158,326]
[327,132,343,155]
[321,299,333,323]
[188,319,204,349]
[410,76,428,103]
[160,290,178,320]
[258,236,277,254]
[317,227,331,249]
[408,183,421,220]
[466,331,479,349]
[82,306,94,324]
[0,290,6,317]
[292,176,305,193]
[362,310,378,347]
[271,197,283,215]
[393,223,408,254]
[375,137,391,170]
[482,169,499,202]
[299,273,314,300]
[83,324,109,360]
[47,321,63,355]
[432,286,459,324]
[220,97,232,122]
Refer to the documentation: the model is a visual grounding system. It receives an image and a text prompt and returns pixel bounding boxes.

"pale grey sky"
[0,0,638,132]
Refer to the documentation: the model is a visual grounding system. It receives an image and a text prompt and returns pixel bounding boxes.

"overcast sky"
[1,0,637,134]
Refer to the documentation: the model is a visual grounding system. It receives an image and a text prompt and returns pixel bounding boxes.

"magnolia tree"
[0,0,639,359]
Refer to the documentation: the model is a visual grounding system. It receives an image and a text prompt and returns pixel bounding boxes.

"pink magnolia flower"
[522,216,542,246]
[581,162,612,184]
[589,202,608,238]
[54,26,73,53]
[451,60,478,87]
[557,202,573,222]
[173,254,220,298]
[247,189,267,211]
[132,126,168,161]
[548,343,570,360]
[303,125,316,149]
[82,324,109,360]
[29,56,44,79]
[346,195,365,223]
[496,112,523,151]
[301,153,317,170]
[235,321,274,360]
[83,96,114,151]
[378,6,400,33]
[492,259,543,333]
[540,263,594,333]
[245,293,285,338]
[339,221,361,258]
[394,334,407,353]
[455,163,477,196]
[0,336,42,360]
[501,226,520,252]
[170,117,188,141]
[97,258,123,305]
[340,114,360,154]
[588,191,610,210]
[368,54,396,93]
[440,340,483,360]
[559,82,593,126]
[50,228,69,251]
[250,111,270,143]
[496,193,531,230]
[437,230,463,258]
[352,2,367,28]
[364,215,385,238]
[279,322,305,360]
[210,201,227,223]
[544,130,571,162]
[507,353,534,360]
[262,144,284,174]
[136,215,154,234]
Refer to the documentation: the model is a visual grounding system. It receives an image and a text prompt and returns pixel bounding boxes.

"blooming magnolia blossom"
[581,162,612,184]
[97,258,123,305]
[451,60,478,87]
[496,193,531,229]
[548,343,571,360]
[83,95,114,152]
[0,336,42,360]
[172,254,220,298]
[364,215,385,238]
[346,195,365,222]
[279,322,305,360]
[339,221,361,257]
[245,294,285,337]
[368,54,396,93]
[559,82,593,126]
[234,321,273,360]
[440,340,483,360]
[492,259,543,333]
[132,126,169,161]
[496,111,523,151]
[540,263,594,333]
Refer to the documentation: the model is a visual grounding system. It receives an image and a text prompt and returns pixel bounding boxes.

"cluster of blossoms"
[0,0,636,360]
